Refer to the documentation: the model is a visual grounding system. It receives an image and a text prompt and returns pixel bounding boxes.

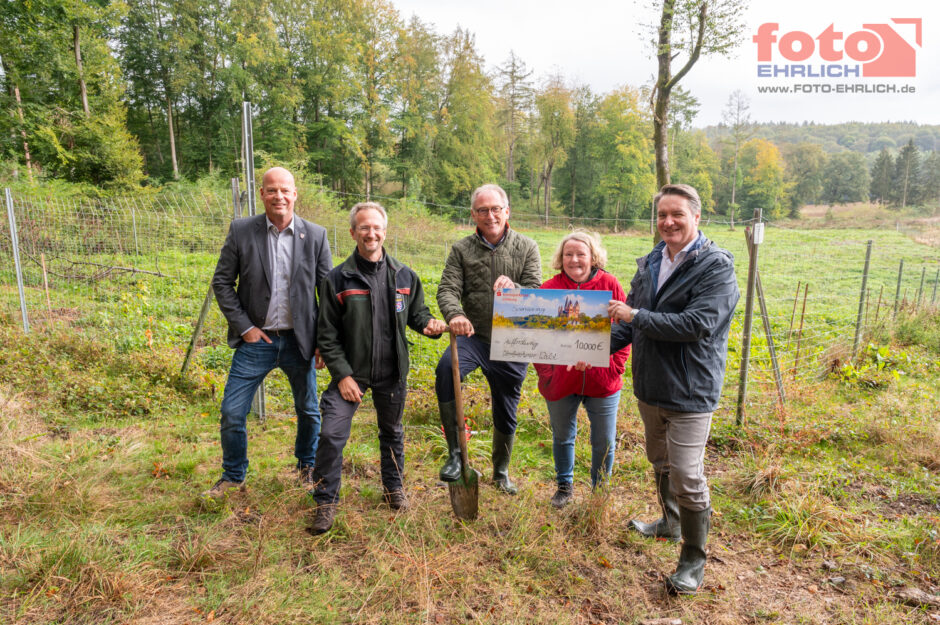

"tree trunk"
[74,25,90,117]
[901,160,910,208]
[652,0,707,243]
[506,111,515,183]
[167,97,179,180]
[543,163,553,224]
[730,147,739,230]
[12,83,33,182]
[653,0,675,192]
[570,160,576,219]
[146,104,164,164]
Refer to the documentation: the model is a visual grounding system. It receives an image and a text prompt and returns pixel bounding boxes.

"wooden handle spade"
[447,331,478,519]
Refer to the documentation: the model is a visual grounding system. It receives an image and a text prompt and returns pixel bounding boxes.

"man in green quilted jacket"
[435,184,542,494]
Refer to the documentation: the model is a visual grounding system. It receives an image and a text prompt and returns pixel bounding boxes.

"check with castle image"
[489,289,612,367]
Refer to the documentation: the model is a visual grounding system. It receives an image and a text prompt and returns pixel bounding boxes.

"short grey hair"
[551,230,608,271]
[470,184,509,210]
[348,201,388,229]
[654,183,701,215]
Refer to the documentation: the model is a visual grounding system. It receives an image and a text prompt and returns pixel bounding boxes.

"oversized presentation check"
[489,289,612,367]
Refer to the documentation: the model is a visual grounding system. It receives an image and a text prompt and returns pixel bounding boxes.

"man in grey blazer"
[205,167,333,499]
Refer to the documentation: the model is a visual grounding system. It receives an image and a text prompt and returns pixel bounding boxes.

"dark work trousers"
[434,334,527,435]
[311,377,407,505]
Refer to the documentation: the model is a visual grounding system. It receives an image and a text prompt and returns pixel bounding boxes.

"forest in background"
[1,0,939,223]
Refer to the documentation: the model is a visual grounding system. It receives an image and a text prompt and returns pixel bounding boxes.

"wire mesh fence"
[0,186,937,421]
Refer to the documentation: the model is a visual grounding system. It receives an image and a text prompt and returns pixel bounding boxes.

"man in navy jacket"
[609,183,739,594]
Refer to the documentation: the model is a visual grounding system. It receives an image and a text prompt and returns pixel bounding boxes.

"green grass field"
[0,200,938,624]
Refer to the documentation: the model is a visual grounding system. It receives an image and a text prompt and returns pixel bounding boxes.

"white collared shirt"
[657,235,699,293]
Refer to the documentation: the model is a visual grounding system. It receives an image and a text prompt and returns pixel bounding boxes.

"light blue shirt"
[262,216,294,330]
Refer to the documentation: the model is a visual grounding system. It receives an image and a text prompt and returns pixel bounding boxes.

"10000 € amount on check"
[489,289,612,367]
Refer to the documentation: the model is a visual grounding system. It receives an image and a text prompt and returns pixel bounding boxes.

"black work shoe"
[299,466,316,492]
[308,504,336,535]
[202,478,245,500]
[383,489,409,511]
[550,484,573,509]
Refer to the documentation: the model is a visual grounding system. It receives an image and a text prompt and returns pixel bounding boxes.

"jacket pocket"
[679,344,692,400]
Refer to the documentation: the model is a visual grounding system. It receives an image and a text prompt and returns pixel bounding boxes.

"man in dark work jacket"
[308,202,447,535]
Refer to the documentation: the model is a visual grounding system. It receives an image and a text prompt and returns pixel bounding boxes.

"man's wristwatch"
[627,307,638,323]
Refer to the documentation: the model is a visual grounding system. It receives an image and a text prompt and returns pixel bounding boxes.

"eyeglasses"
[472,206,506,216]
[355,225,386,233]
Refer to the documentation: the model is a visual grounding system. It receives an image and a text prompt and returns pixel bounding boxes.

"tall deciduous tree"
[783,142,826,216]
[738,138,786,218]
[355,0,400,198]
[821,152,870,205]
[594,86,655,229]
[649,0,745,192]
[495,51,533,197]
[673,130,718,214]
[1,0,142,188]
[393,16,440,198]
[534,76,575,222]
[719,89,752,229]
[555,85,602,219]
[429,28,498,206]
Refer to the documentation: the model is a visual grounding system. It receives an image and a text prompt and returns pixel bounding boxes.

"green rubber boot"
[438,401,462,483]
[665,506,711,595]
[628,471,681,541]
[492,429,518,495]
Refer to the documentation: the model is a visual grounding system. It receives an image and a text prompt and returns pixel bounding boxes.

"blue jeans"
[546,391,620,488]
[219,333,320,483]
[435,335,527,435]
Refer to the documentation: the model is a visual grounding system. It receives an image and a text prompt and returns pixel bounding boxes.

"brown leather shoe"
[309,504,336,535]
[299,466,316,492]
[202,478,245,500]
[383,489,408,511]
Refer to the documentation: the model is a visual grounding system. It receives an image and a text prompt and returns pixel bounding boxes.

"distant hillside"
[701,122,940,155]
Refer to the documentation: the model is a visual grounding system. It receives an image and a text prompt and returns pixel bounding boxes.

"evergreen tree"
[892,139,921,208]
[821,152,870,204]
[869,147,893,206]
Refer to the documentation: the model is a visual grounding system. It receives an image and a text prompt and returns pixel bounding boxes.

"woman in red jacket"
[534,231,630,508]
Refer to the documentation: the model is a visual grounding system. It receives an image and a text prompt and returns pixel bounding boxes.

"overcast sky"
[391,0,939,127]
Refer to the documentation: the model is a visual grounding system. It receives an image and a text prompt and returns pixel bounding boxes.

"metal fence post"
[241,103,264,423]
[916,267,925,309]
[893,259,904,319]
[131,203,140,256]
[932,268,939,306]
[852,240,872,359]
[4,188,29,333]
[736,209,762,426]
[242,102,256,216]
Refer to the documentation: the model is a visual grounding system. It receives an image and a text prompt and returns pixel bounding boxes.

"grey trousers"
[637,399,712,511]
